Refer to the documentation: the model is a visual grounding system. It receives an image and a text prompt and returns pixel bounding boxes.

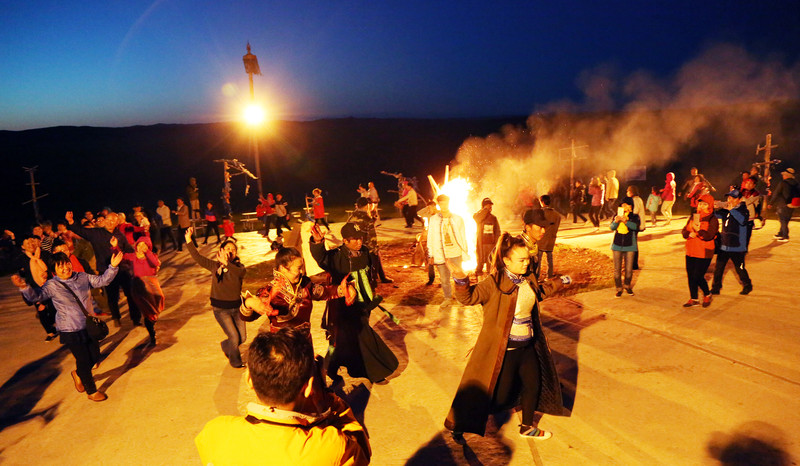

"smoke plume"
[451,43,800,217]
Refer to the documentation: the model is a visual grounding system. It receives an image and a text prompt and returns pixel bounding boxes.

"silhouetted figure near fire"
[570,180,588,223]
[472,197,501,275]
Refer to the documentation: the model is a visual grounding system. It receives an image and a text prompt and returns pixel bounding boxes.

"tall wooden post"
[22,166,48,223]
[558,139,589,188]
[756,133,778,191]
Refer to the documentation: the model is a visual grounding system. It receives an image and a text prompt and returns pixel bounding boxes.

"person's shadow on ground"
[406,412,514,465]
[541,297,606,411]
[0,346,69,433]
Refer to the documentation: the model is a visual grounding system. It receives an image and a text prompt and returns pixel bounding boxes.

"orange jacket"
[682,213,718,258]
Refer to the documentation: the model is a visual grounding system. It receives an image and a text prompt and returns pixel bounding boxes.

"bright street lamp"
[243,103,265,126]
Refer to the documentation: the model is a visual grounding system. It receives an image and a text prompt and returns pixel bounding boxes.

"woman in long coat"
[445,233,570,441]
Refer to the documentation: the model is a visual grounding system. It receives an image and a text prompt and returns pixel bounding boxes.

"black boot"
[144,319,156,346]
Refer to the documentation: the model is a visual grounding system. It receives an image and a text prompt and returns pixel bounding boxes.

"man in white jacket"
[428,194,469,306]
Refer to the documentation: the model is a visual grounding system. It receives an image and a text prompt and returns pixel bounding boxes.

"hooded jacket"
[661,172,676,201]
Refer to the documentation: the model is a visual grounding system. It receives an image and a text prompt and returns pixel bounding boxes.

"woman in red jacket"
[114,236,164,345]
[681,194,718,308]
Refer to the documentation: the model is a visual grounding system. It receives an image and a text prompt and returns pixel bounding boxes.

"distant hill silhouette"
[2,104,798,233]
[0,117,525,231]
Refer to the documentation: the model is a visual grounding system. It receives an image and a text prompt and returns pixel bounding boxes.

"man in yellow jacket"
[195,328,371,466]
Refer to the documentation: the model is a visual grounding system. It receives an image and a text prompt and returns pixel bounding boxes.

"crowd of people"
[3,163,798,464]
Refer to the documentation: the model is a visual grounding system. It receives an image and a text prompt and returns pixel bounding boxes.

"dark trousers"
[572,205,587,223]
[160,226,179,251]
[213,307,246,366]
[369,251,389,281]
[178,227,197,250]
[613,250,635,291]
[402,204,421,227]
[777,205,793,239]
[263,214,276,236]
[61,330,101,394]
[712,250,751,292]
[105,272,141,323]
[37,301,57,335]
[685,256,712,299]
[203,222,220,244]
[274,215,291,236]
[476,244,494,274]
[493,343,541,427]
[589,205,601,227]
[602,198,618,218]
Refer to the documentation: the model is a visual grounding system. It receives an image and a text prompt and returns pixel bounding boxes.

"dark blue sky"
[2,0,798,130]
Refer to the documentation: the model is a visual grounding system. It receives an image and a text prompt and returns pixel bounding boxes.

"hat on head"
[782,167,795,177]
[725,189,742,199]
[481,197,493,207]
[698,194,715,206]
[436,194,450,203]
[135,236,153,250]
[522,208,547,228]
[619,196,634,207]
[340,223,365,239]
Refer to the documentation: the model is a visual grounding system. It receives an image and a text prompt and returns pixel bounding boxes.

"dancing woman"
[185,227,247,368]
[114,236,163,346]
[241,247,354,337]
[444,233,571,442]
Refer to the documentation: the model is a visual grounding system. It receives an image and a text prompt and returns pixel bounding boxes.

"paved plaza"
[0,216,797,465]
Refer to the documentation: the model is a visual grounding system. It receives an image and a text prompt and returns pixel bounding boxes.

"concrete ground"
[0,215,797,465]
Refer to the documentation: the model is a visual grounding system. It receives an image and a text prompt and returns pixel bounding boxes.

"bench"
[240,211,261,231]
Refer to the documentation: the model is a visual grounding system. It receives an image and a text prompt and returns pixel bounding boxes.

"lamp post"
[243,42,264,197]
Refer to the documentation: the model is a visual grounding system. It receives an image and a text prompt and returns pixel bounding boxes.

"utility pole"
[755,134,779,192]
[558,139,589,188]
[214,158,258,214]
[22,166,48,223]
[243,42,264,197]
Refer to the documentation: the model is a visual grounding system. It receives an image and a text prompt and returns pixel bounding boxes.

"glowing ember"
[430,169,478,271]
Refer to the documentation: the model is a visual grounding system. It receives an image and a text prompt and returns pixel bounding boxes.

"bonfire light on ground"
[437,176,478,271]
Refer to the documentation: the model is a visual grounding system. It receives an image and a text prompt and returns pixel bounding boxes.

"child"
[221,215,235,239]
[646,186,662,227]
[307,188,329,228]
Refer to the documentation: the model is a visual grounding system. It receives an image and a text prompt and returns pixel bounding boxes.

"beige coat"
[444,272,568,435]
